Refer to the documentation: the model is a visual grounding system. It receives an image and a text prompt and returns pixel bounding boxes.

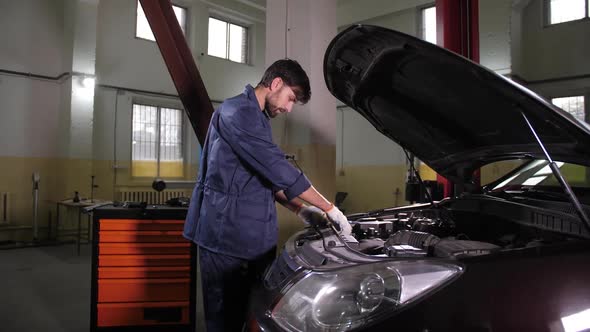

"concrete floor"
[0,243,205,332]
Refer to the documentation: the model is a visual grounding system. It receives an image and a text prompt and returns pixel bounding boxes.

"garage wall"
[0,0,67,159]
[479,0,512,74]
[95,0,265,99]
[0,0,71,239]
[334,0,525,214]
[338,0,514,74]
[92,0,266,199]
[519,0,590,82]
[335,108,410,213]
[0,0,266,240]
[0,0,66,76]
[346,6,420,35]
[335,3,430,213]
[516,0,590,140]
[337,0,432,27]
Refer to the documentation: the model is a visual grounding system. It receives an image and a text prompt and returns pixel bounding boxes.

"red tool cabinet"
[91,205,195,332]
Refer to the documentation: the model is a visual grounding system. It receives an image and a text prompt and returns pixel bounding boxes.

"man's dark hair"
[258,59,311,104]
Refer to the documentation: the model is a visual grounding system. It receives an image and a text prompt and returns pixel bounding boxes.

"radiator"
[118,190,191,204]
[0,192,10,223]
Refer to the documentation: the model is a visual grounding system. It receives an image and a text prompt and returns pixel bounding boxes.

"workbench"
[55,199,109,255]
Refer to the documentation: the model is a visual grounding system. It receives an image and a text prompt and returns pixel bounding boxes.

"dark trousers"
[199,246,275,332]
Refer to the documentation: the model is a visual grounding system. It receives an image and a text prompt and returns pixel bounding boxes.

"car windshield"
[490,159,590,191]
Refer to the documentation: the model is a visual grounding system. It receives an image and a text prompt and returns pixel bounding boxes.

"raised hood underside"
[324,25,590,183]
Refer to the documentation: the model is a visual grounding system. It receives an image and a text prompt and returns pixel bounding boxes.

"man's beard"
[264,101,285,118]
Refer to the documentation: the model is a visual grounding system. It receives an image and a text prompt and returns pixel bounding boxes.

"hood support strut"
[521,111,590,233]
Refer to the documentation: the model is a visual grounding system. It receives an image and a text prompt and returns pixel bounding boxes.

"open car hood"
[324,25,590,184]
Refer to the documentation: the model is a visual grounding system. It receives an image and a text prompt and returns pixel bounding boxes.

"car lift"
[435,0,480,198]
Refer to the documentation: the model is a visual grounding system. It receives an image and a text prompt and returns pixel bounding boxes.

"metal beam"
[139,0,214,146]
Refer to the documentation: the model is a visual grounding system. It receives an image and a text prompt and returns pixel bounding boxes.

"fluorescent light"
[562,308,590,332]
[82,77,95,89]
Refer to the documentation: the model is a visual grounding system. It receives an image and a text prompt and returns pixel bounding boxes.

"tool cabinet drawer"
[98,230,185,243]
[98,254,190,267]
[91,207,194,331]
[98,266,190,279]
[97,301,189,327]
[98,278,189,302]
[99,219,184,231]
[98,242,190,255]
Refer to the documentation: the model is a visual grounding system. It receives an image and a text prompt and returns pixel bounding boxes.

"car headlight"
[271,260,463,331]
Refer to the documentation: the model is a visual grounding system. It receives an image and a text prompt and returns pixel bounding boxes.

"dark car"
[249,25,590,332]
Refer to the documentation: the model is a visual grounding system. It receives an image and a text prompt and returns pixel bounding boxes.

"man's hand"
[325,205,352,235]
[297,205,328,227]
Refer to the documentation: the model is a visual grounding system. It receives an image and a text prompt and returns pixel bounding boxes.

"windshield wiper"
[521,111,590,233]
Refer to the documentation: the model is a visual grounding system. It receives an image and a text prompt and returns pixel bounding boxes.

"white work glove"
[325,205,352,235]
[297,205,328,227]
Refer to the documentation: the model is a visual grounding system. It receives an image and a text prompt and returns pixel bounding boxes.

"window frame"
[134,1,189,43]
[544,0,590,26]
[418,4,437,44]
[130,101,186,179]
[551,95,587,123]
[207,15,250,64]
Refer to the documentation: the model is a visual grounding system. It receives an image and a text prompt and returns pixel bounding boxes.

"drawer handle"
[143,306,182,322]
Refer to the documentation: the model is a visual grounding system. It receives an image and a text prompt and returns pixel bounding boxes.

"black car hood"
[324,25,590,184]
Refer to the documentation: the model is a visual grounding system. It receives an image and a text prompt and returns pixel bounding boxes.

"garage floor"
[0,244,205,332]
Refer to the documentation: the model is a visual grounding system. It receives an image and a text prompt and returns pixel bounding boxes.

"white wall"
[339,0,515,76]
[337,0,431,27]
[195,0,267,101]
[96,0,176,94]
[338,4,425,168]
[337,108,406,168]
[479,0,512,74]
[519,0,590,82]
[93,0,267,184]
[0,0,66,75]
[95,0,265,100]
[513,0,590,116]
[0,0,266,184]
[0,0,67,158]
[353,7,418,35]
[0,77,64,158]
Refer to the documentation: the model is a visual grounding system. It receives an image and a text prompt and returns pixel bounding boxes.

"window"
[208,17,248,63]
[132,103,184,178]
[552,96,586,122]
[136,1,187,41]
[547,0,589,25]
[420,6,437,44]
[492,160,590,190]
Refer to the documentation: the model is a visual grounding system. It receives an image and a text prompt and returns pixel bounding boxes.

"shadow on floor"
[0,244,205,332]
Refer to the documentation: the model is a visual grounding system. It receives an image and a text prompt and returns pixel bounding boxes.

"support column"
[61,0,98,197]
[435,0,479,197]
[266,0,338,244]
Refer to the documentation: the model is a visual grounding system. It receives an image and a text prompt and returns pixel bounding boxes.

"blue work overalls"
[183,85,311,331]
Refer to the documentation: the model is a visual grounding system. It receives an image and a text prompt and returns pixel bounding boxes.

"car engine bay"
[293,194,590,266]
[348,207,504,259]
